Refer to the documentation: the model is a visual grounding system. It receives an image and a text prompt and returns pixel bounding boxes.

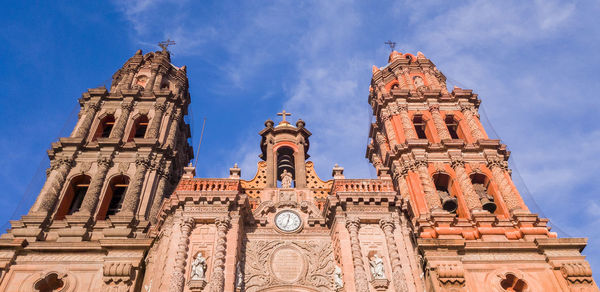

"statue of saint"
[235,261,243,288]
[369,254,386,280]
[280,169,293,188]
[190,252,207,280]
[333,265,344,289]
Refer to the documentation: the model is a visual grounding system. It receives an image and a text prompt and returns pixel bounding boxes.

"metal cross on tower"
[384,40,396,51]
[277,110,292,123]
[158,39,176,52]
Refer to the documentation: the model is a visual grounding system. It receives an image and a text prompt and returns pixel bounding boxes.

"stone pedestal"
[370,278,389,291]
[188,279,207,291]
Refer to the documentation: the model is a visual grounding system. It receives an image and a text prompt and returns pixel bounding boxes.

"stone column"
[451,159,483,211]
[397,105,417,140]
[35,158,74,213]
[487,159,522,212]
[119,156,150,216]
[170,217,195,292]
[414,159,442,211]
[380,217,408,292]
[121,68,136,90]
[166,108,182,149]
[209,216,231,292]
[265,138,275,188]
[78,156,112,215]
[145,101,167,139]
[345,216,369,292]
[145,65,160,94]
[149,170,170,224]
[293,138,307,188]
[423,68,439,90]
[375,132,389,160]
[402,68,414,90]
[153,67,167,91]
[460,104,484,141]
[392,164,411,199]
[109,99,134,140]
[429,105,451,140]
[74,100,101,138]
[381,109,398,147]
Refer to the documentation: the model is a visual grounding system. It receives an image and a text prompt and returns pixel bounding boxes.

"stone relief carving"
[243,240,334,292]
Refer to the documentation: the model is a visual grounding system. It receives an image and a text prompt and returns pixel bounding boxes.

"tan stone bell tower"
[0,47,193,291]
[259,110,311,188]
[367,50,598,291]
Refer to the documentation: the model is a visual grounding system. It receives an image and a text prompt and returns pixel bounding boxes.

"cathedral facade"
[0,48,597,292]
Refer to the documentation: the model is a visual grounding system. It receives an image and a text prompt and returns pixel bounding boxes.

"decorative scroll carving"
[561,261,594,284]
[243,240,334,292]
[103,262,133,284]
[435,263,465,287]
[345,216,369,292]
[379,218,408,292]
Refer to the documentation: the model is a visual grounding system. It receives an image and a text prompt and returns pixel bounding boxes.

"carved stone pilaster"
[487,159,522,212]
[74,100,101,138]
[345,216,369,292]
[36,157,75,213]
[397,104,417,140]
[167,108,183,149]
[79,156,113,214]
[171,217,195,292]
[110,99,134,140]
[451,159,483,211]
[414,159,442,211]
[149,170,170,224]
[392,163,411,199]
[208,216,231,292]
[379,217,408,292]
[145,101,167,139]
[381,109,398,147]
[375,132,389,159]
[145,65,160,94]
[460,104,484,141]
[119,156,150,216]
[429,104,451,140]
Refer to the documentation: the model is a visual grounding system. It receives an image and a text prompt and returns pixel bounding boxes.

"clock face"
[274,210,302,232]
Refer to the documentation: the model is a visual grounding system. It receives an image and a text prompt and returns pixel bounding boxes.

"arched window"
[128,115,149,141]
[276,146,295,188]
[55,175,91,219]
[412,115,428,140]
[432,173,457,213]
[470,173,497,213]
[444,115,460,139]
[97,175,129,220]
[93,114,115,140]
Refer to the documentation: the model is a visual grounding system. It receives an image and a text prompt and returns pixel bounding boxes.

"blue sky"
[1,0,599,279]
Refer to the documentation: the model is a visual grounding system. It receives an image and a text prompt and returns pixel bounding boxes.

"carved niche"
[243,240,334,292]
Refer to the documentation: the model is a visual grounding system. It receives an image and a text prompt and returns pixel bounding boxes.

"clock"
[274,210,302,232]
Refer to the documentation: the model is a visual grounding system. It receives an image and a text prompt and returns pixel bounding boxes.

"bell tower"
[0,48,193,291]
[259,111,311,188]
[367,50,598,291]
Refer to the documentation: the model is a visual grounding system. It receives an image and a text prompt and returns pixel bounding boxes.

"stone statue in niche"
[370,254,387,280]
[235,261,244,289]
[190,252,207,280]
[334,265,344,289]
[280,169,293,188]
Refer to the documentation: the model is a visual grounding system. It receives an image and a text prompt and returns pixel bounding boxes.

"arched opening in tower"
[55,175,91,219]
[470,173,497,213]
[432,173,458,213]
[276,146,295,188]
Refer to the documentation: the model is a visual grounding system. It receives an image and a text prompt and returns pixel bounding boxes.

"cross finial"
[277,110,292,123]
[384,40,396,51]
[158,39,176,52]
